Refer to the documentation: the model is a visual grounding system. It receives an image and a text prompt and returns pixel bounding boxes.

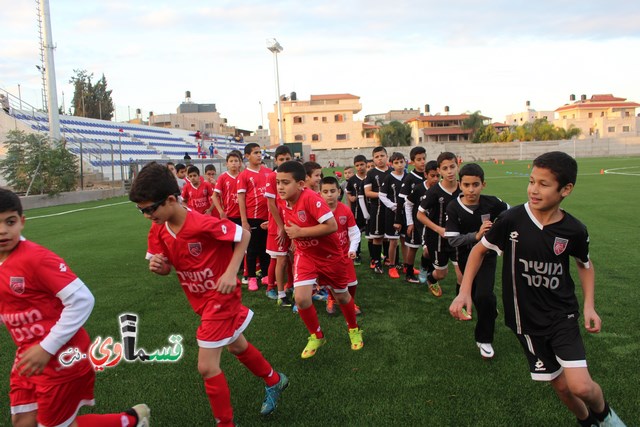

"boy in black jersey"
[450,152,625,427]
[417,152,462,297]
[363,147,390,273]
[398,147,427,283]
[346,155,368,265]
[445,164,509,359]
[379,152,406,278]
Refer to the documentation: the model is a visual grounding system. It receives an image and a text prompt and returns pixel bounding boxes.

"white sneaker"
[476,342,495,359]
[599,408,626,427]
[130,403,151,427]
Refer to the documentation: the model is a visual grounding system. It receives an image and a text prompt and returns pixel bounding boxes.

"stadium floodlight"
[266,38,284,145]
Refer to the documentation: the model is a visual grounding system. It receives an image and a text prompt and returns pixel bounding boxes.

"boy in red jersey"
[213,151,242,222]
[182,165,215,215]
[0,189,150,427]
[320,176,362,316]
[276,161,364,359]
[237,143,272,291]
[264,145,294,306]
[130,163,288,426]
[303,161,323,193]
[204,164,217,187]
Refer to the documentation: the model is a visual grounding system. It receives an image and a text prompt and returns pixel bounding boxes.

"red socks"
[204,372,233,426]
[75,414,137,427]
[298,305,324,338]
[235,343,279,387]
[339,296,359,329]
[267,260,277,290]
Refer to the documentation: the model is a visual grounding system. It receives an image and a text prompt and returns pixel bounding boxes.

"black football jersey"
[405,181,429,224]
[379,172,404,209]
[482,203,590,335]
[346,175,367,221]
[397,170,425,224]
[363,167,389,207]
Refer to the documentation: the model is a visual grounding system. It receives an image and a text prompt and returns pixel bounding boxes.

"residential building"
[406,112,491,144]
[365,108,421,125]
[505,101,555,126]
[267,93,377,149]
[554,94,640,138]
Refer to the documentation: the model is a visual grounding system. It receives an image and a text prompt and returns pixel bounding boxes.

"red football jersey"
[282,189,343,259]
[237,166,271,220]
[181,179,214,215]
[147,211,244,319]
[0,240,92,385]
[332,202,357,257]
[264,170,286,235]
[214,171,240,218]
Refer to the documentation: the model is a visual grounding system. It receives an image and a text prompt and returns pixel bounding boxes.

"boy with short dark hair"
[379,152,406,279]
[444,163,509,359]
[130,162,288,426]
[398,146,427,283]
[0,189,150,427]
[303,161,323,193]
[175,163,187,191]
[237,143,272,291]
[204,164,217,186]
[213,151,242,221]
[320,176,362,315]
[276,161,363,359]
[450,152,625,427]
[417,152,462,297]
[363,146,389,274]
[182,165,215,215]
[346,155,368,265]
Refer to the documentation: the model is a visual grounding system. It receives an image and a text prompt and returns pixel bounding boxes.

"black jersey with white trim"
[346,174,367,221]
[397,170,425,224]
[481,203,590,335]
[380,172,404,208]
[405,181,429,225]
[418,181,461,226]
[364,167,390,207]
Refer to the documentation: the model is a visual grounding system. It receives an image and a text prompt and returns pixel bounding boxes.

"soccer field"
[1,157,638,426]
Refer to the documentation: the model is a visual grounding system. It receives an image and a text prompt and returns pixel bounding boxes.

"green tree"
[0,130,78,195]
[69,69,114,120]
[377,120,412,147]
[462,111,487,142]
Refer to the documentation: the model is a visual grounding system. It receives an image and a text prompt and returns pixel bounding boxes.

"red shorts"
[10,367,95,427]
[197,304,253,348]
[266,232,290,257]
[345,259,358,286]
[293,252,349,293]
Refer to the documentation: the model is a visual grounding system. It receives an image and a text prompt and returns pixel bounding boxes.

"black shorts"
[367,203,386,238]
[384,209,404,239]
[405,222,424,248]
[515,315,587,382]
[426,235,457,270]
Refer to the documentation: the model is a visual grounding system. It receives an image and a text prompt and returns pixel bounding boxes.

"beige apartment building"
[406,113,491,144]
[554,94,640,138]
[267,93,377,149]
[505,101,555,126]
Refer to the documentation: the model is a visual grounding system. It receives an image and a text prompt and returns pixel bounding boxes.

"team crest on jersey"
[339,216,347,225]
[297,211,307,222]
[9,277,25,295]
[188,242,202,257]
[553,237,569,255]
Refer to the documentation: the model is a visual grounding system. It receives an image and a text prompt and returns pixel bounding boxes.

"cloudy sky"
[1,0,639,130]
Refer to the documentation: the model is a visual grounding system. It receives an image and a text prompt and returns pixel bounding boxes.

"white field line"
[604,166,640,176]
[26,201,130,220]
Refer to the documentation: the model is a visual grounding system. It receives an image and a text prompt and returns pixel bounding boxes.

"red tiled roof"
[406,114,491,123]
[310,94,360,101]
[362,123,380,129]
[590,94,625,102]
[422,127,473,136]
[492,122,509,128]
[555,102,640,112]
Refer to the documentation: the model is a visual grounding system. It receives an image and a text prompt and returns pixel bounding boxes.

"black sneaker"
[278,295,293,307]
[373,261,384,274]
[353,256,362,266]
[405,272,420,284]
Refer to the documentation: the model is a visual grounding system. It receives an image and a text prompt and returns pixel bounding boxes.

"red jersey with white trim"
[265,170,286,235]
[214,172,240,218]
[282,188,342,259]
[237,165,271,220]
[181,179,214,214]
[146,210,244,320]
[0,240,92,385]
[333,202,357,257]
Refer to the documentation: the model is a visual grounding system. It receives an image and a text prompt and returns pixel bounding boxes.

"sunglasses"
[137,197,168,215]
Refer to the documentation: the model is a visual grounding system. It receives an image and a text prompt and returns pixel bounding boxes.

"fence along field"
[0,156,637,425]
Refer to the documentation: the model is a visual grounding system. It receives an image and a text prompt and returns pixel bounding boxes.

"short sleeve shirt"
[237,166,272,220]
[214,172,240,218]
[363,167,389,206]
[181,179,214,214]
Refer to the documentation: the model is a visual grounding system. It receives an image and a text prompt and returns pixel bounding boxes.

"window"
[312,134,320,142]
[334,114,344,122]
[588,112,593,118]
[562,115,567,119]
[313,117,318,121]
[322,117,327,122]
[607,126,615,133]
[600,111,605,117]
[336,134,348,141]
[625,111,630,117]
[294,134,305,141]
[293,116,303,124]
[623,126,630,132]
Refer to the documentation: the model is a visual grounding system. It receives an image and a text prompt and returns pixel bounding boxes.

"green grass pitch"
[1,157,638,426]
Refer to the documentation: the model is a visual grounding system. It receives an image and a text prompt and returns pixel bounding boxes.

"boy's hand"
[393,223,402,231]
[437,226,446,238]
[276,227,287,245]
[406,224,414,237]
[260,221,269,230]
[284,221,303,239]
[16,345,51,377]
[216,272,238,294]
[475,221,492,241]
[584,307,601,333]
[348,251,356,259]
[149,254,171,275]
[241,220,250,231]
[219,211,227,219]
[449,294,473,321]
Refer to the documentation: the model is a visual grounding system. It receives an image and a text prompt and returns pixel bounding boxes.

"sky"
[1,0,640,131]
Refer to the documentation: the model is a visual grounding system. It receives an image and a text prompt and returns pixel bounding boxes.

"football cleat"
[476,342,495,359]
[428,283,442,297]
[265,289,278,300]
[301,334,326,359]
[348,327,364,351]
[248,277,259,291]
[326,299,336,315]
[125,403,150,427]
[278,295,293,307]
[260,372,289,416]
[599,408,626,427]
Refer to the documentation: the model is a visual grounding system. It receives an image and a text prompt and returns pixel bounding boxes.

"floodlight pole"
[39,0,61,142]
[267,39,284,145]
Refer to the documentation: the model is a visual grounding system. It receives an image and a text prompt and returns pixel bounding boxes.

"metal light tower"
[38,0,61,141]
[267,38,284,145]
